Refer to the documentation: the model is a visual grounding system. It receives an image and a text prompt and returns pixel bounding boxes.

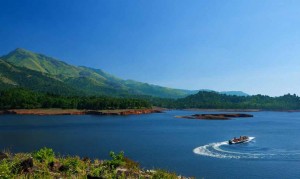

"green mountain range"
[0,48,248,98]
[0,59,79,95]
[0,48,198,98]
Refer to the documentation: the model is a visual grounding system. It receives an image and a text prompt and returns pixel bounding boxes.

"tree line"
[1,89,300,110]
[156,91,300,110]
[101,91,300,110]
[0,88,151,110]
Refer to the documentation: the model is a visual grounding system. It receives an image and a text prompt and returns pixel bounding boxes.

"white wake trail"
[193,137,300,160]
[193,137,261,159]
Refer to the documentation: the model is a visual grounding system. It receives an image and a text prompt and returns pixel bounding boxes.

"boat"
[228,136,249,145]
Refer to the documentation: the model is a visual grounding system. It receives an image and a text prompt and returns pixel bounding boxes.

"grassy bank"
[0,148,191,179]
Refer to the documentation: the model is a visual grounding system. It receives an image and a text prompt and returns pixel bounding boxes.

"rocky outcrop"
[48,161,62,171]
[176,113,253,120]
[0,152,7,160]
[0,110,16,115]
[20,158,33,172]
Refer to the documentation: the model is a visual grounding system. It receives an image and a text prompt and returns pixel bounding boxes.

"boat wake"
[193,137,300,160]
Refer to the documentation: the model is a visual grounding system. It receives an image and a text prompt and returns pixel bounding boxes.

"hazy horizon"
[1,0,300,96]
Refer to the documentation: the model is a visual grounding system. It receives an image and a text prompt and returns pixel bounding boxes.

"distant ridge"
[198,89,249,96]
[220,91,249,96]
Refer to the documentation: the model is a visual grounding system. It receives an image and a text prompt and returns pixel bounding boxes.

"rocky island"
[175,113,253,120]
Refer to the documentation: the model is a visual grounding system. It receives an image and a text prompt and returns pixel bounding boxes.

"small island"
[175,113,253,120]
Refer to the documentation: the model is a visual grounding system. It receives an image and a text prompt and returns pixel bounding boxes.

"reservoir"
[0,110,300,178]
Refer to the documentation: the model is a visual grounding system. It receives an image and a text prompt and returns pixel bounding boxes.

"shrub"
[33,147,55,163]
[89,165,104,177]
[61,156,85,175]
[104,151,125,169]
[0,160,11,178]
[124,157,139,171]
[152,169,178,179]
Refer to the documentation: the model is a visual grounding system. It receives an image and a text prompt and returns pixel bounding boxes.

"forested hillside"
[153,91,300,110]
[0,60,80,96]
[0,88,151,110]
[0,48,196,98]
[1,48,298,111]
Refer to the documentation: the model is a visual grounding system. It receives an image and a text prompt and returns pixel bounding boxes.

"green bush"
[0,160,12,178]
[33,147,55,163]
[104,151,125,169]
[90,165,104,177]
[61,156,85,175]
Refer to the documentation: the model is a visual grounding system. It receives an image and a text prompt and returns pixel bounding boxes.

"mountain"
[0,59,80,95]
[2,48,82,78]
[0,48,197,98]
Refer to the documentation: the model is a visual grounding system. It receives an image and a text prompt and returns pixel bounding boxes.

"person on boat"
[233,137,238,142]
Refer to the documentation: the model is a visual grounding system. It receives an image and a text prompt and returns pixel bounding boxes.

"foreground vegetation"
[0,148,189,179]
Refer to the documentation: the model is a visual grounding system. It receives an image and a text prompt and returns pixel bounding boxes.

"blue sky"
[1,0,300,96]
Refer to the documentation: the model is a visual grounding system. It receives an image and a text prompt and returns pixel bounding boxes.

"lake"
[0,110,300,178]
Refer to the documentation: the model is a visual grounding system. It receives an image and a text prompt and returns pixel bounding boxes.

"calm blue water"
[0,110,300,178]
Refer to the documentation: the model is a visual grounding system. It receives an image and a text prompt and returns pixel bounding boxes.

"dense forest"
[131,91,300,110]
[157,91,300,110]
[1,88,300,110]
[0,88,151,110]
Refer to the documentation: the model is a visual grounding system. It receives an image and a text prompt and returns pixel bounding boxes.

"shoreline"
[182,108,261,112]
[0,108,163,116]
[1,108,299,116]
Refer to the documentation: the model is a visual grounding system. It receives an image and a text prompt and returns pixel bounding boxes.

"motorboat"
[228,136,249,145]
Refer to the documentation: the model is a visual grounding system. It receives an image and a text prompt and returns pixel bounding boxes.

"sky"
[1,0,300,96]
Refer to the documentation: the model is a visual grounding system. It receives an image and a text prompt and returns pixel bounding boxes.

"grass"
[0,148,192,179]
